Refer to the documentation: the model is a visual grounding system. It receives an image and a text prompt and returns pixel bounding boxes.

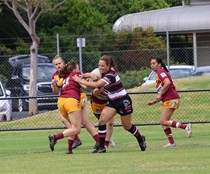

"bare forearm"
[78,79,101,88]
[159,84,170,97]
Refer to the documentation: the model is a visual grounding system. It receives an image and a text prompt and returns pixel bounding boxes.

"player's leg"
[93,106,116,153]
[63,110,82,154]
[160,108,176,147]
[81,105,99,144]
[121,114,146,151]
[105,118,115,148]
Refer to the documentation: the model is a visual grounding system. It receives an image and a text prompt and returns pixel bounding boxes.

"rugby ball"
[91,68,102,78]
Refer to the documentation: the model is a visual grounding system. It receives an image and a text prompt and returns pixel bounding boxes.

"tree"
[89,0,169,24]
[3,0,66,116]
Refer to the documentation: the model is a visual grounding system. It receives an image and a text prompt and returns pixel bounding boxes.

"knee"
[107,122,114,128]
[99,118,106,125]
[74,127,81,135]
[160,119,167,126]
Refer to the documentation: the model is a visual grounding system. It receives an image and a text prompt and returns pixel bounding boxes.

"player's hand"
[73,74,82,82]
[52,79,57,86]
[147,101,155,106]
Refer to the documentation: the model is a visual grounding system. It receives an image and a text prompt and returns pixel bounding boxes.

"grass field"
[1,76,210,131]
[0,76,210,174]
[0,124,210,174]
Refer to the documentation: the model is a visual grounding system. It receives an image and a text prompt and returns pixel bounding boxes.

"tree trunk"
[29,41,38,116]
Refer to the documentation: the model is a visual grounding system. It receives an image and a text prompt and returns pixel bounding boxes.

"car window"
[22,64,55,80]
[148,71,157,80]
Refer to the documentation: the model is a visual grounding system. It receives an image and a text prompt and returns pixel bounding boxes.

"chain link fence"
[0,47,210,130]
[0,89,210,131]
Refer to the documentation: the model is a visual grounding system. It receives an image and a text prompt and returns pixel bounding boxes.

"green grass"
[0,124,210,174]
[0,76,210,173]
[1,76,210,130]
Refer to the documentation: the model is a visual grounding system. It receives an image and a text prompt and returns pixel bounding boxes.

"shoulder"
[105,69,116,77]
[157,69,168,79]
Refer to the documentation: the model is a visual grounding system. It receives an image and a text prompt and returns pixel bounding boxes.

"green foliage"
[15,38,30,54]
[165,0,191,6]
[131,27,165,49]
[1,0,169,54]
[63,0,108,35]
[120,68,151,89]
[99,27,165,52]
[89,0,169,24]
[0,44,13,55]
[0,74,8,86]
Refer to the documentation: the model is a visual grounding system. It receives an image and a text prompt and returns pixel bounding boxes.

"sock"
[128,124,144,144]
[105,140,110,147]
[93,134,99,143]
[171,121,187,129]
[74,134,80,141]
[68,139,74,151]
[54,132,64,140]
[164,128,175,144]
[98,125,106,148]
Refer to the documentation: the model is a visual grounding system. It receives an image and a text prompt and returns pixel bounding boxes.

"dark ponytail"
[155,58,169,72]
[59,61,78,78]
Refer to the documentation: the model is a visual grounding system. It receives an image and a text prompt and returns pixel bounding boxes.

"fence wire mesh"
[0,90,210,131]
[0,47,210,130]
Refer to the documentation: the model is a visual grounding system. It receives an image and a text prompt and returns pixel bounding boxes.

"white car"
[192,66,210,76]
[0,80,12,121]
[142,65,195,86]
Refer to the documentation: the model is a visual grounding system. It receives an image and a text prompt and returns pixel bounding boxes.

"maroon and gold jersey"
[52,71,63,88]
[90,90,108,104]
[156,68,180,102]
[59,72,81,100]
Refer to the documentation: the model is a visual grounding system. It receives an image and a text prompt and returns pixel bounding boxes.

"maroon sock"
[93,134,99,143]
[171,121,187,129]
[171,121,177,128]
[54,132,64,140]
[179,124,187,129]
[105,140,110,147]
[68,139,74,151]
[74,134,80,141]
[164,128,175,144]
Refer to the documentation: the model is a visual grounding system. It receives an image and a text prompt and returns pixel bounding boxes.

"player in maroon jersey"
[51,56,99,152]
[147,58,192,147]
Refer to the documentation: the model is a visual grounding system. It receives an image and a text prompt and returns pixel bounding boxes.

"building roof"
[113,1,210,34]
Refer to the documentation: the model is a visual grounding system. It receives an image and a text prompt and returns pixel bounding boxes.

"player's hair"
[154,57,169,72]
[52,55,64,63]
[100,55,116,70]
[59,61,77,78]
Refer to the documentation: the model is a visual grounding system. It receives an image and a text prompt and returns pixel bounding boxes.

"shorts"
[106,95,133,116]
[162,98,180,109]
[58,97,81,116]
[80,92,88,108]
[91,101,106,115]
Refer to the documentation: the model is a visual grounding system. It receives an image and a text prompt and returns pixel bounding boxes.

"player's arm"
[147,99,159,106]
[92,87,104,96]
[82,72,98,81]
[156,78,171,101]
[52,79,60,95]
[73,75,105,89]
